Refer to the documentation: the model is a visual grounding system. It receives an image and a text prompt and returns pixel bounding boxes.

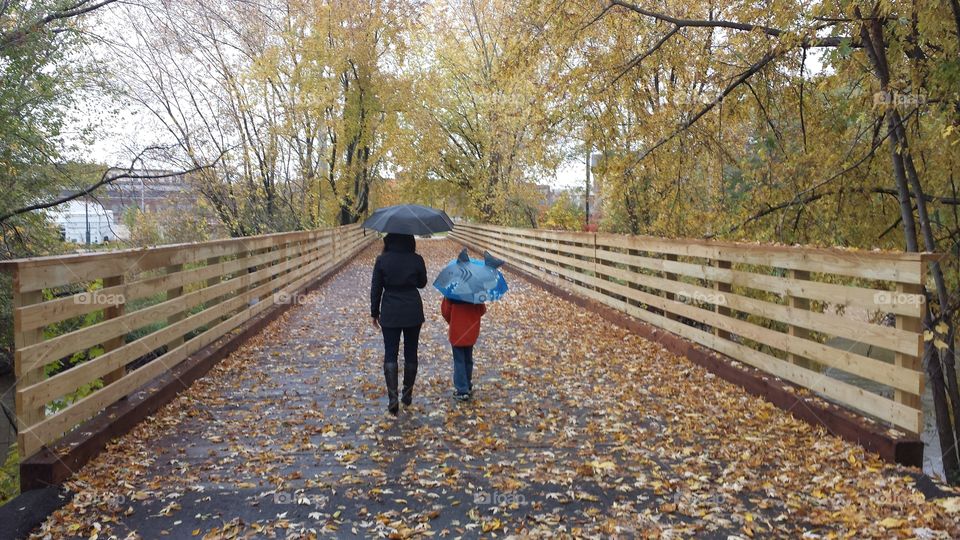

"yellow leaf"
[879,517,905,528]
[481,518,502,532]
[935,497,960,514]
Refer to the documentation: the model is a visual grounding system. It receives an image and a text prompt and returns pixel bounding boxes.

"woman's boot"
[401,361,418,406]
[384,362,399,415]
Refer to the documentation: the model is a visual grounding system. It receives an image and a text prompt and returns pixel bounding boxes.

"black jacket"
[370,238,428,328]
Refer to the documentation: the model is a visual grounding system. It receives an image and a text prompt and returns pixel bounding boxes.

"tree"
[533,0,960,481]
[102,0,415,234]
[541,190,585,231]
[396,0,563,225]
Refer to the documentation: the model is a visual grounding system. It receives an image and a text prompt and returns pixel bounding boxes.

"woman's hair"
[382,233,416,253]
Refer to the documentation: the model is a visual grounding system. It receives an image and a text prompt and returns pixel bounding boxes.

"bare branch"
[608,0,853,48]
[0,149,227,226]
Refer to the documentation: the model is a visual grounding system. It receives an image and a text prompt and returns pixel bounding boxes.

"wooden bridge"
[2,224,957,537]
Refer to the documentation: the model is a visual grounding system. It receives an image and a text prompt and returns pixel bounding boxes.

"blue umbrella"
[433,249,509,304]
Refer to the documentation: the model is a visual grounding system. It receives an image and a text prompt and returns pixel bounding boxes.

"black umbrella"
[361,204,455,235]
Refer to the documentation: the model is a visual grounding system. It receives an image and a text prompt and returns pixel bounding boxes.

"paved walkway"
[32,240,958,538]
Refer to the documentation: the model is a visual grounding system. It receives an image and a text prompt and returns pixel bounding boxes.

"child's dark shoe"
[452,391,471,402]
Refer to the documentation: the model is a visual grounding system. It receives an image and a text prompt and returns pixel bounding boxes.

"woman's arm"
[415,255,427,288]
[371,257,384,320]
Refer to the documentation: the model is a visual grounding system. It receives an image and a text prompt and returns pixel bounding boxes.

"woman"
[370,233,427,415]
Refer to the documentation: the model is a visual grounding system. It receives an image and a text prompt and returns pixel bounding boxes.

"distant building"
[49,200,122,244]
[97,169,199,215]
[51,169,202,244]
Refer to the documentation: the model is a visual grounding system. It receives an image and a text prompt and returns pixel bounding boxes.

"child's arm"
[441,298,452,323]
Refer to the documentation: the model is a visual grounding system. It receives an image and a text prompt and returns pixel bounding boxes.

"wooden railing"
[1,224,372,458]
[452,223,931,434]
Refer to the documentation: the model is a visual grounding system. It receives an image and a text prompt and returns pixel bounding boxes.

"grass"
[0,443,18,506]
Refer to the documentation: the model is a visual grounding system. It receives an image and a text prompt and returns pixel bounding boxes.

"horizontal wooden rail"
[451,223,930,434]
[0,224,373,459]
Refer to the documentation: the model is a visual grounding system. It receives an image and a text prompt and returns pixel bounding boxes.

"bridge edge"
[18,245,371,493]
[451,238,924,469]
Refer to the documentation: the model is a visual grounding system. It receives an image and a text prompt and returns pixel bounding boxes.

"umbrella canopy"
[433,249,509,304]
[361,204,454,235]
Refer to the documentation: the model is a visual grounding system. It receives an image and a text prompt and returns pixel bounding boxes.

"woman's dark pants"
[381,325,421,410]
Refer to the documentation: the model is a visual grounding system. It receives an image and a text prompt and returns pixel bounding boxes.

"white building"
[47,200,128,244]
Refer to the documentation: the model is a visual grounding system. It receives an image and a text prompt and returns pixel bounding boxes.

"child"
[440,297,487,400]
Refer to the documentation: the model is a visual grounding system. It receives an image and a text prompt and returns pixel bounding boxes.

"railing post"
[714,260,732,339]
[226,250,247,316]
[102,274,126,385]
[895,282,923,411]
[14,288,44,457]
[786,269,812,369]
[166,264,184,350]
[205,256,224,323]
[664,254,679,321]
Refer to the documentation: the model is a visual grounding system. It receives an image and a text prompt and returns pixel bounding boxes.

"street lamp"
[585,150,602,228]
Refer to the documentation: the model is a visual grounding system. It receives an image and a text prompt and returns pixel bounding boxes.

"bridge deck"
[33,239,957,538]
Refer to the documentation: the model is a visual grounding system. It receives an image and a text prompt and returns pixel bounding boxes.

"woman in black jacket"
[370,233,428,415]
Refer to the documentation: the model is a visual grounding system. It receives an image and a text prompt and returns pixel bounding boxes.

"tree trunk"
[858,8,960,480]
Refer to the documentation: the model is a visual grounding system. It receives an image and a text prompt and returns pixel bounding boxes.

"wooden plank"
[464,230,921,357]
[459,222,928,268]
[454,229,923,395]
[165,264,185,350]
[714,260,732,340]
[593,231,925,282]
[895,283,924,410]
[19,254,326,456]
[101,275,126,385]
[3,228,336,292]
[456,231,921,432]
[15,241,327,332]
[592,245,924,318]
[664,254,679,322]
[592,257,921,356]
[787,270,812,369]
[593,269,921,394]
[465,223,593,245]
[205,256,224,324]
[14,290,45,458]
[10,224,365,457]
[18,255,326,413]
[603,291,923,433]
[470,226,596,259]
[18,247,322,373]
